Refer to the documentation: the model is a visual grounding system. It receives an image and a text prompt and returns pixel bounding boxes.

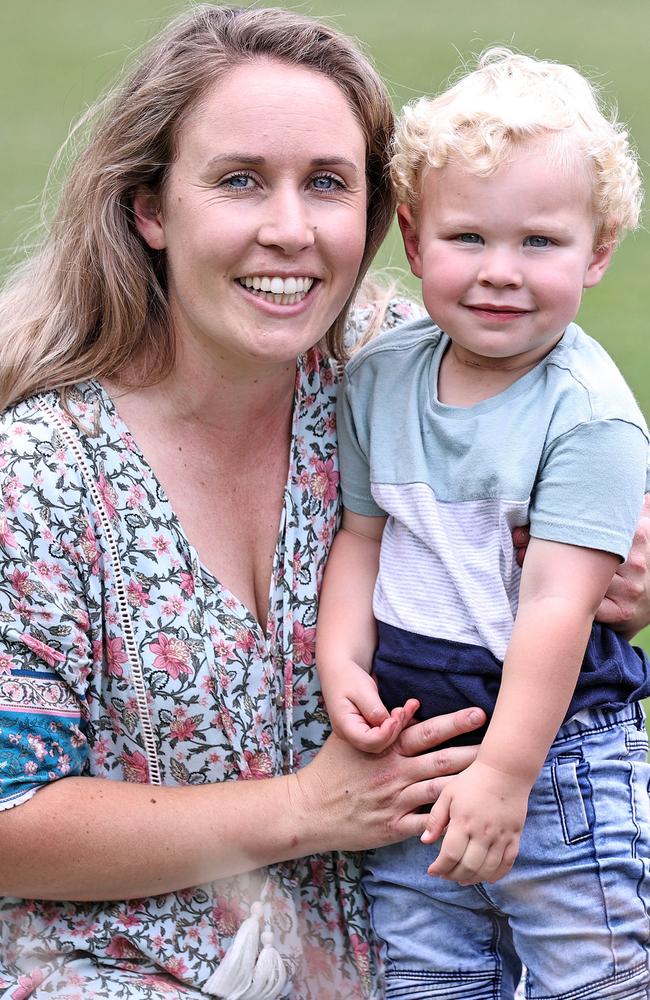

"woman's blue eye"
[525,235,551,248]
[312,175,341,191]
[457,233,482,244]
[225,173,254,189]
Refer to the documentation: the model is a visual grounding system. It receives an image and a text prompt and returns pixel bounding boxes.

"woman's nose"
[477,249,523,288]
[257,189,315,255]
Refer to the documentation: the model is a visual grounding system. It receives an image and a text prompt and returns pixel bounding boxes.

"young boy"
[317,50,650,998]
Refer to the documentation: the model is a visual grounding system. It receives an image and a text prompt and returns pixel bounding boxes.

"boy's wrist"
[475,747,539,788]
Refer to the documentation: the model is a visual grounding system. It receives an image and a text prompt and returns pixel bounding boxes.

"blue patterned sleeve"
[0,408,92,810]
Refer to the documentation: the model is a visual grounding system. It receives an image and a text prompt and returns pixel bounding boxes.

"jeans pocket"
[624,727,649,758]
[552,754,591,844]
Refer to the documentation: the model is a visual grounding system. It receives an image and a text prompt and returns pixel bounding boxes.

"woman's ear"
[397,205,423,278]
[133,189,166,250]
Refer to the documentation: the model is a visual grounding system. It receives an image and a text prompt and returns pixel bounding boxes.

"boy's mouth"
[463,303,531,320]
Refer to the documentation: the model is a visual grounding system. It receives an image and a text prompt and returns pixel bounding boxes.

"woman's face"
[135,58,368,375]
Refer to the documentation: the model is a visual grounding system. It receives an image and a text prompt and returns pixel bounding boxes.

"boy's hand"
[421,760,530,885]
[326,668,419,753]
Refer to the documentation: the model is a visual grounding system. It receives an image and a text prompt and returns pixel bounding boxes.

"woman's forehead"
[176,59,366,163]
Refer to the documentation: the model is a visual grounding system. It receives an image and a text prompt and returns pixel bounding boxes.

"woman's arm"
[0,706,484,901]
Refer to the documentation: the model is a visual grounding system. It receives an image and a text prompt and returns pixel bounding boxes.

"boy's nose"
[477,250,523,288]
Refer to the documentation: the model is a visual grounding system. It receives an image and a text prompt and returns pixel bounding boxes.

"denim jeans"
[364,703,650,999]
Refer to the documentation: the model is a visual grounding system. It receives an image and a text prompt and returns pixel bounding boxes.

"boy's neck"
[437,334,563,407]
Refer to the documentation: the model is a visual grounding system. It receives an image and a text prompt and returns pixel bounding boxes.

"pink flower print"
[70,725,86,749]
[179,571,195,597]
[58,753,71,775]
[234,627,256,654]
[293,622,316,666]
[105,635,128,678]
[309,458,339,506]
[97,473,119,522]
[0,514,17,549]
[106,934,141,959]
[350,933,371,981]
[126,483,146,508]
[321,364,336,386]
[242,750,273,779]
[11,968,45,1000]
[303,940,334,978]
[150,634,192,679]
[170,710,197,742]
[121,749,150,783]
[23,760,38,775]
[73,607,90,630]
[163,595,186,617]
[27,734,47,760]
[304,347,321,375]
[309,857,326,888]
[151,534,171,555]
[80,520,101,574]
[213,637,235,662]
[21,633,65,667]
[213,898,244,937]
[10,568,30,596]
[0,653,15,674]
[163,957,188,979]
[127,578,149,610]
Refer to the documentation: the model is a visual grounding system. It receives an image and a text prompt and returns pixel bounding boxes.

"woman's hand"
[513,495,650,639]
[292,707,485,854]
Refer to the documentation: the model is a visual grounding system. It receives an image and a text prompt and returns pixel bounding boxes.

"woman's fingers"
[397,707,485,758]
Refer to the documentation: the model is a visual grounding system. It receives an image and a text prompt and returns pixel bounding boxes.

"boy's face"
[398,142,613,370]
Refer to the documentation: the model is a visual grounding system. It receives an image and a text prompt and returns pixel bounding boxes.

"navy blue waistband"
[372,620,650,748]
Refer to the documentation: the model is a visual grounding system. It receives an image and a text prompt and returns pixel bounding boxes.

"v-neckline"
[91,376,299,643]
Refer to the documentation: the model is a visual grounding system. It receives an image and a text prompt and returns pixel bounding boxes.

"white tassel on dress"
[236,928,287,1000]
[204,900,263,997]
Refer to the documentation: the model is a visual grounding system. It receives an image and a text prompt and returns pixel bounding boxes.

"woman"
[0,7,647,999]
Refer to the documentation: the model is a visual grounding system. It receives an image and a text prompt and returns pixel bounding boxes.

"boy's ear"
[583,240,615,289]
[397,205,423,278]
[133,188,166,250]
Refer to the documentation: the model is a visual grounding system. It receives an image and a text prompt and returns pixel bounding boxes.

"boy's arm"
[317,509,418,751]
[424,537,619,885]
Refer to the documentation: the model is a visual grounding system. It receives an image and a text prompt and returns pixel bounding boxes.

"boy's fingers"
[352,690,390,727]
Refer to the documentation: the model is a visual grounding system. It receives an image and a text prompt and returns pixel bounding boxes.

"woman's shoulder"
[344,292,424,352]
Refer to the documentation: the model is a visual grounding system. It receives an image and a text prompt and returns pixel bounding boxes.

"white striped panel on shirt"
[372,482,529,661]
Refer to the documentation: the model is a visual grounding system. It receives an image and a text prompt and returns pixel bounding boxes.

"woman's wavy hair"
[392,47,642,250]
[0,5,396,409]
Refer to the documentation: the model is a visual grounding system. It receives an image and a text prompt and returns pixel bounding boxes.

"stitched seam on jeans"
[528,959,649,999]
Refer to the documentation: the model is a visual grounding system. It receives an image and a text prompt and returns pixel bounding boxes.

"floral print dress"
[0,301,420,1000]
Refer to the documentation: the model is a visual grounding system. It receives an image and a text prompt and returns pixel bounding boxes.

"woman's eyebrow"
[203,154,360,173]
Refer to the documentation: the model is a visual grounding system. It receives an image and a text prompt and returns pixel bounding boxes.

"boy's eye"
[524,235,552,248]
[456,233,483,244]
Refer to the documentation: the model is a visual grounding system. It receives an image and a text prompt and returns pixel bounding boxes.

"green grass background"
[1,0,649,658]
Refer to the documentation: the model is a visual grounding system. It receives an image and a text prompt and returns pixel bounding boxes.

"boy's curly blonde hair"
[391,48,642,249]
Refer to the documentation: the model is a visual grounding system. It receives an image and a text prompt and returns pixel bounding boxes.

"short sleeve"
[0,426,92,810]
[337,374,386,517]
[531,419,648,559]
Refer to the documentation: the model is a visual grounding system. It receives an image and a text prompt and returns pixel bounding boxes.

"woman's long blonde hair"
[0,5,396,410]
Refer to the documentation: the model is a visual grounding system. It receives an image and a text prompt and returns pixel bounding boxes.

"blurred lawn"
[1,0,649,653]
